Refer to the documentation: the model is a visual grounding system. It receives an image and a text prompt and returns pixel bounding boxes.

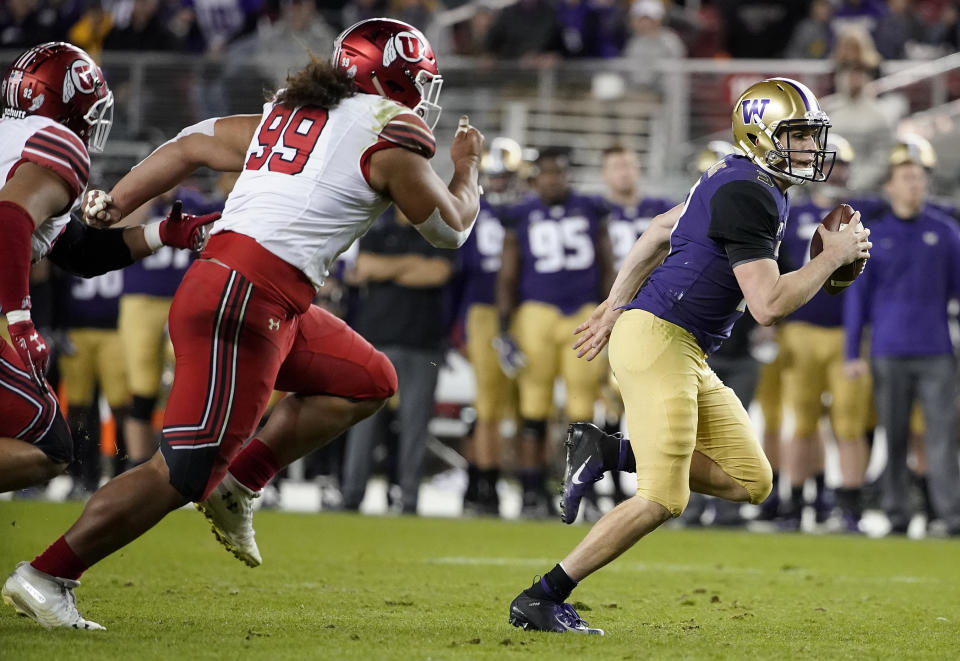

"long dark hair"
[272,53,358,110]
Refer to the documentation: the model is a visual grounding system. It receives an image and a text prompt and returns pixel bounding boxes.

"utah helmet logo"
[741,98,771,124]
[382,31,425,67]
[70,60,97,94]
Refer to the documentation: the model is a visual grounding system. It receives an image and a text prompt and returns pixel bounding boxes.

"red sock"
[228,438,281,492]
[32,536,89,581]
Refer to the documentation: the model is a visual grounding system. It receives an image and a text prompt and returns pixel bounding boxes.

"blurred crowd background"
[4,0,960,540]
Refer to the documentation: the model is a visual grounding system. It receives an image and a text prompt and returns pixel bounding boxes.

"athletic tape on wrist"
[143,222,163,252]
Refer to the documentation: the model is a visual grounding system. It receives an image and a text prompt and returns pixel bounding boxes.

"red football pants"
[0,339,69,462]
[160,259,396,501]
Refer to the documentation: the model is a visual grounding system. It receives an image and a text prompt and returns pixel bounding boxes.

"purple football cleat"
[560,423,608,525]
[509,589,604,635]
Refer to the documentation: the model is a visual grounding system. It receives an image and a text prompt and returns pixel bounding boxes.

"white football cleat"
[1,561,105,630]
[195,473,262,567]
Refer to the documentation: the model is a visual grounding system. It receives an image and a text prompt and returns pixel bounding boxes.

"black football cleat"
[561,423,609,524]
[509,591,604,635]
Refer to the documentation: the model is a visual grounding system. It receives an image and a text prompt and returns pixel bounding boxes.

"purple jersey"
[608,196,675,270]
[122,189,222,297]
[625,155,789,354]
[61,271,124,329]
[507,192,609,314]
[844,207,960,359]
[458,198,505,311]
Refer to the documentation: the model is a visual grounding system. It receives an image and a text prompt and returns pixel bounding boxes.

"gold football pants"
[609,309,772,516]
[512,301,606,421]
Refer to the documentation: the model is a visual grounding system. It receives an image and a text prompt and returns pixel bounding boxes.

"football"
[809,203,867,295]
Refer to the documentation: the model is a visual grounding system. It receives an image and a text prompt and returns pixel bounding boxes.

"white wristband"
[143,222,164,252]
[6,309,30,323]
[413,208,477,249]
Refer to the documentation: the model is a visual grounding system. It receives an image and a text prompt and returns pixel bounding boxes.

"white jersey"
[213,93,436,288]
[0,116,90,261]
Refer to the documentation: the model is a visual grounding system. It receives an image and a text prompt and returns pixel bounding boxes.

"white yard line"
[425,556,944,584]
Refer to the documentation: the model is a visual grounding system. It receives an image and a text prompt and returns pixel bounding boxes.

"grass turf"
[1,501,959,660]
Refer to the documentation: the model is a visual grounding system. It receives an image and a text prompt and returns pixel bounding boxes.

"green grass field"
[1,501,958,660]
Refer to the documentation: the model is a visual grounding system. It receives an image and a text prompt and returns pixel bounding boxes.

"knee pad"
[160,440,219,502]
[130,395,157,422]
[34,412,74,465]
[520,418,547,440]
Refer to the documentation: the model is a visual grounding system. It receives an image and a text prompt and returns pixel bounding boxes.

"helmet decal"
[740,98,770,124]
[396,32,425,63]
[333,19,442,128]
[2,42,113,151]
[731,77,833,186]
[70,59,97,94]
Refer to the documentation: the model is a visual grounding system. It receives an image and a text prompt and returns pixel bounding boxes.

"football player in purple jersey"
[56,269,130,499]
[509,78,871,634]
[776,135,872,532]
[458,138,524,516]
[495,147,614,518]
[602,145,675,271]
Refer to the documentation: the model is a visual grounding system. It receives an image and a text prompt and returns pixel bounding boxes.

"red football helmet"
[332,18,443,130]
[1,42,113,152]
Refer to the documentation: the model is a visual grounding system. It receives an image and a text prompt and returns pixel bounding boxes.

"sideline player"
[3,19,483,630]
[603,144,674,271]
[777,135,872,531]
[56,269,129,499]
[459,137,523,516]
[495,148,614,517]
[508,78,870,634]
[0,42,215,496]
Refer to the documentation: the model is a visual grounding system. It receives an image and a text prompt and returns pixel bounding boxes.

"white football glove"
[82,189,118,226]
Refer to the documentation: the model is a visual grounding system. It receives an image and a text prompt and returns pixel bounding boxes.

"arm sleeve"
[21,125,90,199]
[707,180,781,267]
[47,217,135,279]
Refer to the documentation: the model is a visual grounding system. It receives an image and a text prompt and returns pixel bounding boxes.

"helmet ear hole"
[747,133,759,146]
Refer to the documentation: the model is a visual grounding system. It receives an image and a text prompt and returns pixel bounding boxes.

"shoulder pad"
[379,112,436,159]
[21,122,90,198]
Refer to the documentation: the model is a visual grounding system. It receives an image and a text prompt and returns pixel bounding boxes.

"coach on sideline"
[843,136,960,537]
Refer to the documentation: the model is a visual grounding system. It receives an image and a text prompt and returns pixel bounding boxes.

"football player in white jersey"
[0,42,214,501]
[4,19,483,630]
